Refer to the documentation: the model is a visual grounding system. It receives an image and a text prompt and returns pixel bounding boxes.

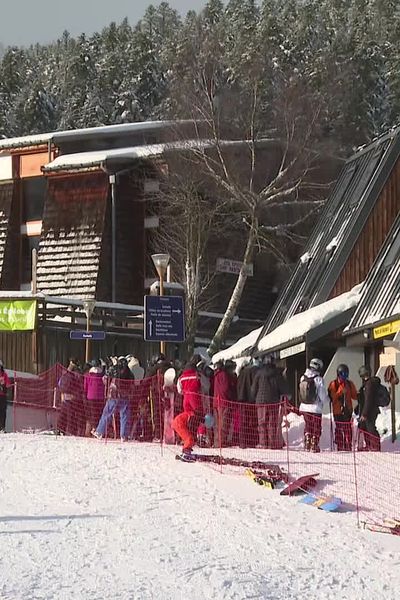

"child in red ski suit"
[173,360,203,452]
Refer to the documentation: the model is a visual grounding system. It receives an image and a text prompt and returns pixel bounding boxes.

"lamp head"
[151,253,170,277]
[83,299,96,318]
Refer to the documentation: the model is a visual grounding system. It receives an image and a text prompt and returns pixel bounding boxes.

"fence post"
[158,371,164,457]
[352,444,361,528]
[284,399,290,477]
[13,377,17,433]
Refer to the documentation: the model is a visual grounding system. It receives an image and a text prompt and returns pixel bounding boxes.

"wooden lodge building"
[0,120,272,373]
[215,126,400,401]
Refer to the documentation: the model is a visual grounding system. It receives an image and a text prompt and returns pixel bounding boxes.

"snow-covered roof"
[43,143,168,172]
[42,139,249,173]
[345,214,400,333]
[212,327,263,363]
[258,284,362,353]
[0,120,184,151]
[213,284,362,363]
[0,132,53,151]
[262,128,399,337]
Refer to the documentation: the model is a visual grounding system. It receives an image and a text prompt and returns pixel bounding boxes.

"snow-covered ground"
[0,434,399,600]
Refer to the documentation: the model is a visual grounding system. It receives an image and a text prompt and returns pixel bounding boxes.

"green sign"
[0,300,37,331]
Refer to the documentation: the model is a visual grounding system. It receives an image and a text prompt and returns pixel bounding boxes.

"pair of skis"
[174,452,288,478]
[363,517,400,535]
[245,466,287,489]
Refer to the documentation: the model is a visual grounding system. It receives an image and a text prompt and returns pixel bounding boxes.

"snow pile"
[0,434,398,599]
[377,408,400,443]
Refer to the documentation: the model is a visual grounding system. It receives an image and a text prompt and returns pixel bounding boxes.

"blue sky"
[0,0,209,46]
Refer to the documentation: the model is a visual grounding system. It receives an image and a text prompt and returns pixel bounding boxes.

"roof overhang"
[0,120,191,153]
[213,285,362,363]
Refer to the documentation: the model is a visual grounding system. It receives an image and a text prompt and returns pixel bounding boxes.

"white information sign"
[279,342,306,359]
[216,258,253,276]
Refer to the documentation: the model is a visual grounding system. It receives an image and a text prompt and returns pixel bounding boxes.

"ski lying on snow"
[174,452,288,477]
[280,474,319,496]
[362,517,400,535]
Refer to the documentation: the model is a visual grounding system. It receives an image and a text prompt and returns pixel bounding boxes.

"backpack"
[299,375,317,404]
[58,373,72,394]
[376,383,390,407]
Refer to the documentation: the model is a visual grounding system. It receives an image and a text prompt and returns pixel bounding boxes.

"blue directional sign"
[144,295,185,343]
[69,330,106,341]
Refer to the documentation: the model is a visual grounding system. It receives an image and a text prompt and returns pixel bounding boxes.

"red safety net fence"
[13,369,400,532]
[13,365,160,441]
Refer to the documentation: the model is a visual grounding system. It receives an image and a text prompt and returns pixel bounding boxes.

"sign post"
[144,296,185,344]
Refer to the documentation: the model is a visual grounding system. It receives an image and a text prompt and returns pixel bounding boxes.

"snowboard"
[299,493,342,512]
[163,367,176,445]
[280,473,319,496]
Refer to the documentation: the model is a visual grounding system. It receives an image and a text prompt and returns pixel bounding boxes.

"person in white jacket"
[299,358,329,452]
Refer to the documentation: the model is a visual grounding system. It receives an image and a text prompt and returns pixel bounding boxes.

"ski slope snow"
[0,434,398,600]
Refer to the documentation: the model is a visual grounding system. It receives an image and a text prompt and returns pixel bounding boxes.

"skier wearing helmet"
[328,364,357,451]
[298,358,329,452]
[356,365,381,451]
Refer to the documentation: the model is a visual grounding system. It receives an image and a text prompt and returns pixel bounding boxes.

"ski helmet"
[358,365,371,378]
[337,364,349,380]
[309,358,323,372]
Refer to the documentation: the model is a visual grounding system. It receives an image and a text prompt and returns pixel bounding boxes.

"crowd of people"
[172,354,385,456]
[7,352,386,454]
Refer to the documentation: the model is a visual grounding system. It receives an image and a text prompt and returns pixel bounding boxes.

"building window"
[22,177,46,222]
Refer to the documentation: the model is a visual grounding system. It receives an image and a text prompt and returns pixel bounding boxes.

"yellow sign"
[373,319,400,340]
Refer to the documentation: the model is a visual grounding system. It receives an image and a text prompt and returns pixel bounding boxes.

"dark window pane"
[22,177,46,221]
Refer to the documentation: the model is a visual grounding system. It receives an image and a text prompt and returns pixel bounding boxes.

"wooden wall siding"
[0,182,16,288]
[97,174,145,304]
[36,173,108,298]
[0,331,33,373]
[330,158,400,298]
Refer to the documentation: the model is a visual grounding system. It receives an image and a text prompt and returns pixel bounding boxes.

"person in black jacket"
[251,355,285,449]
[357,365,381,451]
[237,358,260,448]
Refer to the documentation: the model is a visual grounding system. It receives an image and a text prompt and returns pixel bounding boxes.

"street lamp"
[151,253,170,355]
[83,299,96,363]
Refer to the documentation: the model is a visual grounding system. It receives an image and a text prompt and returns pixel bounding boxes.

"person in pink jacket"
[84,360,105,436]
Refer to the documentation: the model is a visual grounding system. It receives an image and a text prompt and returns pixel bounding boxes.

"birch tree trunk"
[207,215,258,356]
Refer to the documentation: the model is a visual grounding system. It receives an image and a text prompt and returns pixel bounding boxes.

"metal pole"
[391,381,396,443]
[160,271,166,355]
[31,248,37,294]
[31,248,38,373]
[85,311,90,364]
[110,174,117,303]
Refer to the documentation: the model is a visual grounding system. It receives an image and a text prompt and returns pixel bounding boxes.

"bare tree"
[177,80,332,355]
[152,162,232,355]
[161,13,339,355]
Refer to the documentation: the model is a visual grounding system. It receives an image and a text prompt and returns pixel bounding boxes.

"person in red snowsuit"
[172,358,203,453]
[213,360,237,448]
